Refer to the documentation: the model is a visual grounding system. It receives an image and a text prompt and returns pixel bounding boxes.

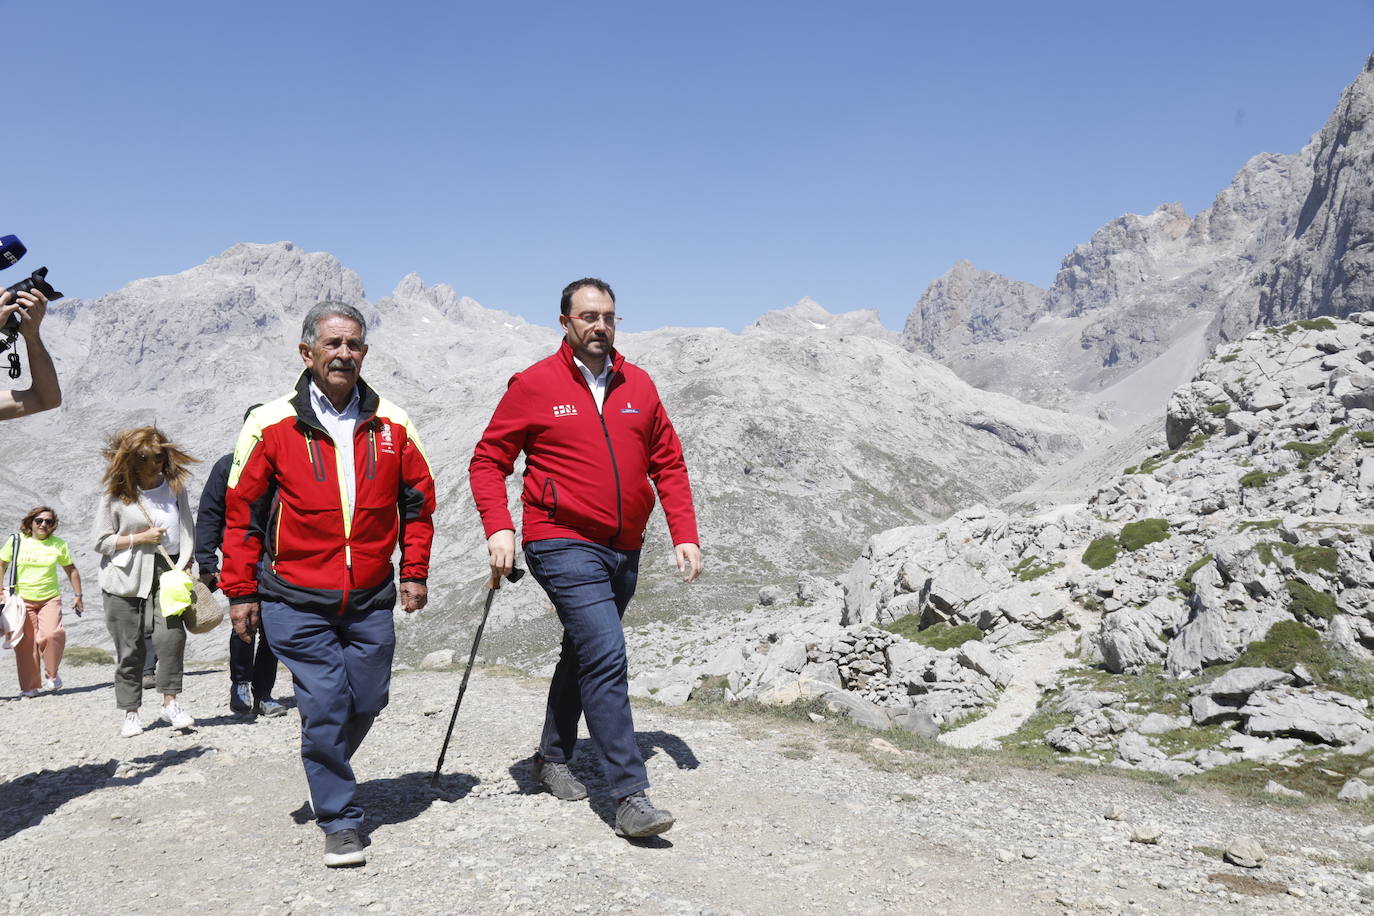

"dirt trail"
[940,629,1079,749]
[0,662,1369,914]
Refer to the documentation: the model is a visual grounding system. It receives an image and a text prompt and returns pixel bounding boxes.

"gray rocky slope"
[5,663,1372,913]
[903,54,1374,426]
[0,241,1108,662]
[633,313,1374,791]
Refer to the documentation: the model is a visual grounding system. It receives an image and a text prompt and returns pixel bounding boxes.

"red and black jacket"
[221,372,436,615]
[470,340,698,551]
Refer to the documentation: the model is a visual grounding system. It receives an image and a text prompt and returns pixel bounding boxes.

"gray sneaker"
[323,828,366,867]
[254,697,287,718]
[532,756,588,801]
[614,791,674,837]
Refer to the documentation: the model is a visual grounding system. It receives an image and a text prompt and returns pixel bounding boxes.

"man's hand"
[675,543,703,583]
[199,571,220,592]
[0,289,49,339]
[400,581,428,613]
[231,601,260,643]
[487,529,515,582]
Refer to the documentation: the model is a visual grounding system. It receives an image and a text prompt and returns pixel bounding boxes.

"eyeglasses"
[571,312,621,327]
[33,518,56,527]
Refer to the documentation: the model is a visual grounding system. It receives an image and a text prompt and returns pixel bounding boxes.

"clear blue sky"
[8,2,1373,331]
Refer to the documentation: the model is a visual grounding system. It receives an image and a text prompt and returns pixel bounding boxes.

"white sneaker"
[158,700,195,730]
[43,675,62,691]
[120,711,143,737]
[19,689,38,698]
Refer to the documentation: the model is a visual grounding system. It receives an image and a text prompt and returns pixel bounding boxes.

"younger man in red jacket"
[470,278,702,838]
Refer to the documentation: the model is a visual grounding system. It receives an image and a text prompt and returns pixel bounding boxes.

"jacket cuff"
[400,577,428,585]
[228,594,260,606]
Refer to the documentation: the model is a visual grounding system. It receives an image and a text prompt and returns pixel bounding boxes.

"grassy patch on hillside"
[1218,353,1239,363]
[1255,540,1338,574]
[1240,470,1280,488]
[1284,426,1348,469]
[1286,580,1337,622]
[1237,519,1281,532]
[1120,518,1171,551]
[1173,433,1212,460]
[1013,555,1064,581]
[64,646,114,666]
[1175,553,1214,597]
[1206,402,1232,416]
[1082,536,1120,570]
[1355,431,1374,445]
[1226,620,1374,700]
[909,622,983,651]
[881,616,983,651]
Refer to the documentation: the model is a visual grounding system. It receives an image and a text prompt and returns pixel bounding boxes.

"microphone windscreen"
[0,236,26,270]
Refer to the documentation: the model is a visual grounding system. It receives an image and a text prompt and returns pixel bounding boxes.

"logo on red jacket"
[619,401,640,414]
[552,404,578,418]
[379,422,396,455]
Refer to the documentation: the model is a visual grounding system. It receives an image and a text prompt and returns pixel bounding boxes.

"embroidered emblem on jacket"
[619,400,640,414]
[552,404,578,418]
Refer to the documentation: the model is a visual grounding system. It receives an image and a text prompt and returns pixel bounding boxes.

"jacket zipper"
[590,372,624,543]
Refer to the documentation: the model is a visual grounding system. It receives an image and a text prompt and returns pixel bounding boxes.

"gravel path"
[1,663,1371,914]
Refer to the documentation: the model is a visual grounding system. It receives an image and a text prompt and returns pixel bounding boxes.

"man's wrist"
[228,594,260,606]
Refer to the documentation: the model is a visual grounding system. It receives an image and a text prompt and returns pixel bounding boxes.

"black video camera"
[0,235,63,338]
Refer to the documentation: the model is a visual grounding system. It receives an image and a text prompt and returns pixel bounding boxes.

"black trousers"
[229,629,280,700]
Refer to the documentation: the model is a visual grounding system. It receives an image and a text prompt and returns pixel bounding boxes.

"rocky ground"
[1,661,1372,914]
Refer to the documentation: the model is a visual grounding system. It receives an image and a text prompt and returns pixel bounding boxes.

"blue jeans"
[524,538,646,799]
[260,600,394,834]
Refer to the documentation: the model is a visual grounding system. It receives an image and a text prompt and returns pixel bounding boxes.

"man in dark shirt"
[196,406,285,718]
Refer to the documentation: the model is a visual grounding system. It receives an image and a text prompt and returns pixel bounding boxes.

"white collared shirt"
[310,381,361,519]
[574,357,612,413]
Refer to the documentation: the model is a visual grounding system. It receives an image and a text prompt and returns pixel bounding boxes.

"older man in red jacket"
[470,277,702,838]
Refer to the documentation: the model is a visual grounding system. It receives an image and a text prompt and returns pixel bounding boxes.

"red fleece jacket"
[469,341,699,551]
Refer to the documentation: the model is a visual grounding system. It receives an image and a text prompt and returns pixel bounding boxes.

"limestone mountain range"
[903,54,1374,426]
[1,242,1104,661]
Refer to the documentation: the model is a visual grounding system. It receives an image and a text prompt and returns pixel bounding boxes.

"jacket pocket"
[540,478,559,522]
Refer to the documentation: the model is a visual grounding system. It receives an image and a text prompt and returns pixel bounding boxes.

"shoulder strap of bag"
[5,534,19,591]
[135,497,189,572]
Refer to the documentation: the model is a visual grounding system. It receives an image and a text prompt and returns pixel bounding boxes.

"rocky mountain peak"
[744,297,892,341]
[900,259,1046,357]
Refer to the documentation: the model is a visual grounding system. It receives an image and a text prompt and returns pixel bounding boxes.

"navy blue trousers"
[260,600,394,834]
[524,538,646,799]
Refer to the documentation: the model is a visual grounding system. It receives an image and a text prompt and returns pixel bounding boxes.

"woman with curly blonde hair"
[91,426,199,737]
[0,505,83,695]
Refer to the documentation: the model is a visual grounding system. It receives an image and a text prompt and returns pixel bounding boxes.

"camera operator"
[0,288,60,420]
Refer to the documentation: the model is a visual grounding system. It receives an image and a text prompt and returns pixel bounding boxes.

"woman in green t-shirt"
[0,506,84,696]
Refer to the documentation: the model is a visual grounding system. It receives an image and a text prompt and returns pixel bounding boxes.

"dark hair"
[559,278,615,316]
[20,506,57,537]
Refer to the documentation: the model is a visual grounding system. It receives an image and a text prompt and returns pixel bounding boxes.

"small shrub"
[1082,536,1120,570]
[1240,470,1279,488]
[1206,402,1232,416]
[1355,431,1374,445]
[1120,518,1171,551]
[1175,553,1214,597]
[1218,353,1239,363]
[1123,465,1138,475]
[1286,580,1337,621]
[1237,519,1281,532]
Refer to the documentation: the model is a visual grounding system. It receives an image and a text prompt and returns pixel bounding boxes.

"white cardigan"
[91,488,195,599]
